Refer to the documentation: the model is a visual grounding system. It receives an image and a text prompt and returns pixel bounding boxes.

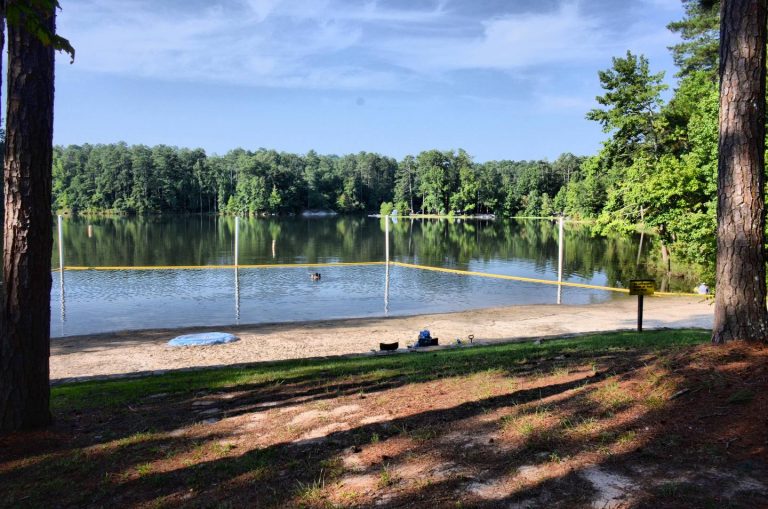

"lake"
[50,215,683,337]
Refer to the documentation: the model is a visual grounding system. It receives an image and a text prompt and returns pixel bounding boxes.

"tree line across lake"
[52,143,584,219]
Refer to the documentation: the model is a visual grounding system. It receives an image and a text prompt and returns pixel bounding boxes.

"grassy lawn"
[4,329,768,508]
[53,330,706,412]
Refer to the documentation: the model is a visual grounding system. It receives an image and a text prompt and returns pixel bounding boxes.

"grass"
[11,328,768,508]
[377,464,400,489]
[51,330,708,412]
[727,389,755,404]
[591,381,635,413]
[295,475,326,506]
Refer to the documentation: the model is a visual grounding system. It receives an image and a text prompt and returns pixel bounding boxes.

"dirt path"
[50,295,713,381]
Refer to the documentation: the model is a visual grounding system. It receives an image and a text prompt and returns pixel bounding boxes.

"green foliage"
[562,11,722,281]
[53,145,575,218]
[586,51,667,167]
[379,201,394,216]
[6,1,75,62]
[667,0,719,79]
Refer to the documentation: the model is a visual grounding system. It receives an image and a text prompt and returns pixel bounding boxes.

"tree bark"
[712,0,768,344]
[0,1,56,430]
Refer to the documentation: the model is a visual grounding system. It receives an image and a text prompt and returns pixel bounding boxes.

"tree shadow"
[4,339,766,508]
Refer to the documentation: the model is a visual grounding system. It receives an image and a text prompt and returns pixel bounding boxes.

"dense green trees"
[51,144,579,218]
[551,1,721,279]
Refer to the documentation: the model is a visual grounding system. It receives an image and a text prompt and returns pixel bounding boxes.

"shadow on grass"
[6,330,765,508]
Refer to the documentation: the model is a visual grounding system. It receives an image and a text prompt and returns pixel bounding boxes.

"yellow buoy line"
[390,262,699,297]
[54,261,386,271]
[51,260,699,297]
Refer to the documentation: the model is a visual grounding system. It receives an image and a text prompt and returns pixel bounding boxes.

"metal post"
[557,216,564,305]
[637,295,644,333]
[234,216,239,266]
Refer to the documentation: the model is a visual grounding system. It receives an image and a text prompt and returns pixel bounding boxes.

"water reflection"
[50,216,692,337]
[51,265,623,337]
[53,216,671,288]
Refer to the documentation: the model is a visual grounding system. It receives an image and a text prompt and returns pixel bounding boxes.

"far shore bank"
[51,296,713,382]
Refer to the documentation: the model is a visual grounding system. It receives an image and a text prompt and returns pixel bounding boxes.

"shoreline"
[50,296,713,382]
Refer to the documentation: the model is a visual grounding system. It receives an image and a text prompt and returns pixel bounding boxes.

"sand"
[50,295,713,382]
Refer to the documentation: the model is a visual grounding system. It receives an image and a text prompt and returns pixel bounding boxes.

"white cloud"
[57,0,390,88]
[378,2,680,74]
[56,0,679,91]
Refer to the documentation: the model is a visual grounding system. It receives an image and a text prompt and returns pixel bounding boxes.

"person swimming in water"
[310,272,321,281]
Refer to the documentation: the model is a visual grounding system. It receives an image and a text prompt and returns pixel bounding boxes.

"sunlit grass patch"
[211,442,236,457]
[111,431,156,448]
[644,393,667,410]
[135,462,153,477]
[590,381,635,413]
[559,416,599,437]
[501,405,554,438]
[616,430,637,445]
[295,474,326,506]
[377,464,400,489]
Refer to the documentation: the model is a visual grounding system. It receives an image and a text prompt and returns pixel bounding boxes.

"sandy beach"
[50,295,713,382]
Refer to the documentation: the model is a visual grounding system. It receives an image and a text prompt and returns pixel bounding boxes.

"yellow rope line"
[390,262,700,297]
[58,262,386,271]
[51,261,699,297]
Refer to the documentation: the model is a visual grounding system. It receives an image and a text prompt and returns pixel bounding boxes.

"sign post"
[628,279,655,332]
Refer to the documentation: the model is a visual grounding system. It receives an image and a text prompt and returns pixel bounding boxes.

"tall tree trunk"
[0,2,56,430]
[0,2,4,122]
[712,0,768,344]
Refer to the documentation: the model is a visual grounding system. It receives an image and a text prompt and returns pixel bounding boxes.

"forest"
[51,144,582,219]
[51,1,719,276]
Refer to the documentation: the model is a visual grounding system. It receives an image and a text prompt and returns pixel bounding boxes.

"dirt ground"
[5,336,767,508]
[50,296,713,382]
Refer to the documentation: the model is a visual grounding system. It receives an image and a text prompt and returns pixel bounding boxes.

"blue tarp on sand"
[168,332,239,347]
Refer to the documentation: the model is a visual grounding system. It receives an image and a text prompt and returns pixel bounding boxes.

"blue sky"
[54,0,684,162]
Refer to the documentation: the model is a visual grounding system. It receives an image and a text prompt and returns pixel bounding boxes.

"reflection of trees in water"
[55,216,688,290]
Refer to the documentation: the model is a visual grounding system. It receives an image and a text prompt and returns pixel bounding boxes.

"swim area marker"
[51,261,699,297]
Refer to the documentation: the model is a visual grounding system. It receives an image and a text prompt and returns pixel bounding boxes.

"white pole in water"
[557,216,564,305]
[234,216,240,266]
[58,215,66,328]
[384,217,390,314]
[234,267,240,322]
[58,215,65,272]
[234,216,241,320]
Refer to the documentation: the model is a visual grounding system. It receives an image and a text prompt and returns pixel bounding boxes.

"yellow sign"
[629,279,655,296]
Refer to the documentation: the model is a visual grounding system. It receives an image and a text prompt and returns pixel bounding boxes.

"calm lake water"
[50,215,680,337]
